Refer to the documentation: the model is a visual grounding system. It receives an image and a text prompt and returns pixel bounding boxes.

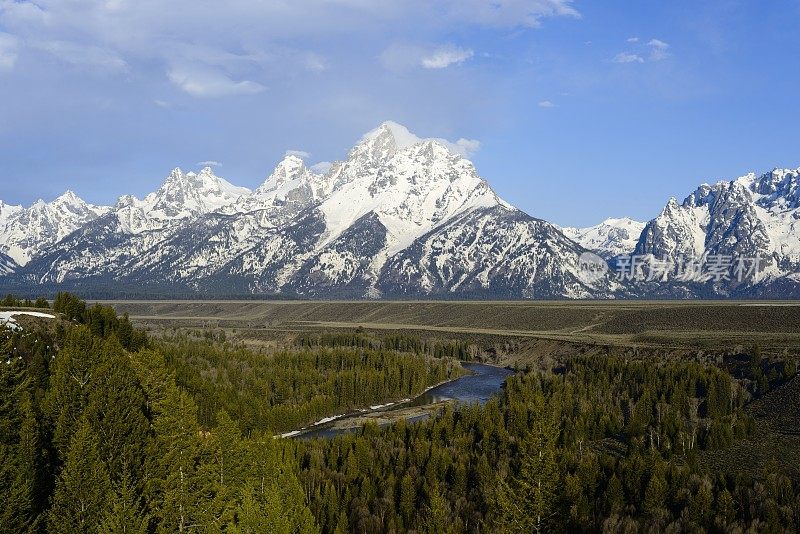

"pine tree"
[714,488,735,530]
[0,360,38,531]
[399,472,416,528]
[228,486,268,534]
[200,410,246,527]
[643,462,667,517]
[99,467,150,534]
[496,416,560,533]
[45,326,103,461]
[422,483,449,534]
[148,387,206,534]
[227,476,317,534]
[85,338,150,482]
[48,419,112,534]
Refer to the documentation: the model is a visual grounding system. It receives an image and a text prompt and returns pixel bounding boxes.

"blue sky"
[1,0,798,227]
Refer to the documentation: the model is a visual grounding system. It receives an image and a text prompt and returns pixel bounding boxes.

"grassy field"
[104,300,800,365]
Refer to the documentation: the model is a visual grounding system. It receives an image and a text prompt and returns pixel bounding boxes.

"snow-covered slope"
[562,217,645,259]
[0,251,17,276]
[0,200,22,227]
[12,122,619,298]
[0,192,109,266]
[379,206,620,298]
[115,166,250,234]
[5,124,800,299]
[634,167,800,296]
[19,167,251,284]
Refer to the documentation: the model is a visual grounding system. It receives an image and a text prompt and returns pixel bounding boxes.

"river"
[294,362,514,439]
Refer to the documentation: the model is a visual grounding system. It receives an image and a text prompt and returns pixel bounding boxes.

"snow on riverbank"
[275,398,415,439]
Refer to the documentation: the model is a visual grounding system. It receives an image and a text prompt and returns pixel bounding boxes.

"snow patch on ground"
[0,310,56,331]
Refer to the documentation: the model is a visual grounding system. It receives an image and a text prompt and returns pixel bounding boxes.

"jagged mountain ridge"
[0,123,798,298]
[0,191,109,266]
[5,122,613,298]
[631,168,800,296]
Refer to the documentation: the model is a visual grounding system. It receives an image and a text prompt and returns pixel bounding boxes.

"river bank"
[287,362,514,439]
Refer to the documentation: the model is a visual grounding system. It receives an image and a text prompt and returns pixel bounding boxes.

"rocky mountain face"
[3,122,617,298]
[0,123,798,298]
[380,206,619,298]
[630,168,800,297]
[0,251,16,276]
[0,192,109,266]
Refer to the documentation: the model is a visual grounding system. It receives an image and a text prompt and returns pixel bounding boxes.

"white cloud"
[310,161,333,174]
[421,45,474,69]
[445,138,481,158]
[33,40,127,72]
[443,0,579,28]
[0,1,577,92]
[538,100,555,108]
[613,52,644,64]
[197,160,222,167]
[381,43,474,71]
[153,100,171,108]
[613,38,670,65]
[0,33,19,71]
[167,64,266,98]
[285,150,311,159]
[304,53,327,73]
[647,39,670,61]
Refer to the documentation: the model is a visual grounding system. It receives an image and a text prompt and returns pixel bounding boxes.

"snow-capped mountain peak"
[254,154,332,200]
[633,166,800,294]
[110,166,251,234]
[353,121,421,157]
[257,155,307,192]
[218,155,333,224]
[754,167,800,208]
[317,123,507,253]
[0,200,23,226]
[0,192,109,265]
[149,166,250,212]
[562,216,646,259]
[156,166,248,210]
[344,121,476,173]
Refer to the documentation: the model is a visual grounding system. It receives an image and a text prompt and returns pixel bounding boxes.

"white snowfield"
[0,311,56,331]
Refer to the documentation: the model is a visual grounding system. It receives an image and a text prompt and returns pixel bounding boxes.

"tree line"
[158,335,462,433]
[1,294,50,309]
[296,332,474,361]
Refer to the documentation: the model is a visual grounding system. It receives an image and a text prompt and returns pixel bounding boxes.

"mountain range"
[1,122,798,299]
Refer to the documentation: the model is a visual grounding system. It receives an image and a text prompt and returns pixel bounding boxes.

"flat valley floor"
[105,299,800,365]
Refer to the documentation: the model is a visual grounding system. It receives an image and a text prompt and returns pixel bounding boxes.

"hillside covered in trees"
[1,293,798,533]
